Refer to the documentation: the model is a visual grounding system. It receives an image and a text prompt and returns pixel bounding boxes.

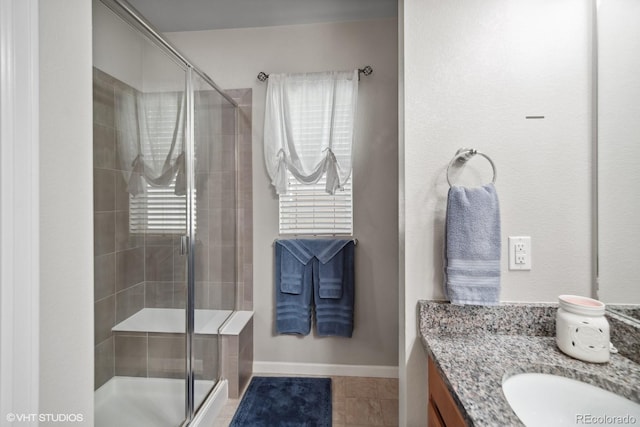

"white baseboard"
[253,361,398,378]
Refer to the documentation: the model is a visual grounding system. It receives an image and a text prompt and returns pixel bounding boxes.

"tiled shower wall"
[226,88,253,312]
[93,68,253,389]
[94,68,147,389]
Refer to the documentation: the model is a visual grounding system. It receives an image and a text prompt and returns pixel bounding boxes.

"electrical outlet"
[509,236,532,270]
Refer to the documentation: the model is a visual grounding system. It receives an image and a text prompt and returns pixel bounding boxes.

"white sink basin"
[502,373,640,426]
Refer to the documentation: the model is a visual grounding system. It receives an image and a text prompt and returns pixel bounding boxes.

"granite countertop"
[418,301,640,426]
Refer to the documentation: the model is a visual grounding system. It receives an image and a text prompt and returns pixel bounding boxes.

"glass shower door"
[93,2,189,426]
[190,70,237,414]
[94,1,238,425]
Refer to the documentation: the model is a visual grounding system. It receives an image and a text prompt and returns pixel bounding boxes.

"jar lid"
[558,294,605,316]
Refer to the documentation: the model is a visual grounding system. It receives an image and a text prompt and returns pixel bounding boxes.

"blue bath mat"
[230,376,332,426]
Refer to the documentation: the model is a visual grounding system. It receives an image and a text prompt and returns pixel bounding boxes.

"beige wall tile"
[116,247,144,291]
[194,213,209,246]
[216,149,236,174]
[145,234,177,246]
[94,169,115,212]
[210,245,236,282]
[172,282,187,309]
[93,124,116,170]
[193,241,210,283]
[194,335,218,381]
[94,212,115,256]
[114,333,147,377]
[115,211,143,251]
[93,72,114,128]
[114,171,129,211]
[148,334,185,379]
[209,208,236,246]
[94,296,115,344]
[145,281,174,308]
[194,281,209,310]
[145,245,173,282]
[242,263,253,309]
[94,337,114,390]
[209,171,235,210]
[239,318,253,356]
[172,245,187,282]
[115,282,144,323]
[220,282,236,309]
[94,253,115,301]
[220,107,236,136]
[223,335,239,358]
[224,355,239,398]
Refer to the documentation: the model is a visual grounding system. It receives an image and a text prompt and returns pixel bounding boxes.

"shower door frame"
[98,0,239,424]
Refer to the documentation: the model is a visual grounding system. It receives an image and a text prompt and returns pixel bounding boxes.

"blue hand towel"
[277,240,314,294]
[298,239,352,299]
[275,241,314,335]
[445,183,501,305]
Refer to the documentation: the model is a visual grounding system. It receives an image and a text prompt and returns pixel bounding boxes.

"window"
[265,71,357,235]
[279,172,352,235]
[129,177,194,234]
[276,79,354,235]
[126,92,192,234]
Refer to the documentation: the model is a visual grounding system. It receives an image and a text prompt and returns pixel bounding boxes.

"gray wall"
[39,0,94,422]
[401,0,593,424]
[167,18,400,370]
[597,0,640,305]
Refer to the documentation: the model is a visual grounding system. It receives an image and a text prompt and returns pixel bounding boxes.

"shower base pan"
[94,376,222,427]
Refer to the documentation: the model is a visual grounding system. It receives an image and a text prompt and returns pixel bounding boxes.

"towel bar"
[273,238,358,246]
[446,148,497,187]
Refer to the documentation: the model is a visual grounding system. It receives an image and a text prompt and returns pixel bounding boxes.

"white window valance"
[115,89,186,196]
[263,70,358,195]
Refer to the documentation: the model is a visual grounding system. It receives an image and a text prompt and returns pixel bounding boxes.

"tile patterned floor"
[213,376,399,427]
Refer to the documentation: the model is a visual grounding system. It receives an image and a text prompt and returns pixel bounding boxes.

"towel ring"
[446,148,497,187]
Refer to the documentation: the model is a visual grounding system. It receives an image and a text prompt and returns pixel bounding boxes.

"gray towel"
[445,183,501,305]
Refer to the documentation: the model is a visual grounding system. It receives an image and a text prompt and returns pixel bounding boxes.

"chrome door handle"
[180,235,189,255]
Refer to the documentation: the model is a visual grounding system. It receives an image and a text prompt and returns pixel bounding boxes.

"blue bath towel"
[307,239,355,337]
[445,183,501,305]
[275,239,355,337]
[275,241,314,334]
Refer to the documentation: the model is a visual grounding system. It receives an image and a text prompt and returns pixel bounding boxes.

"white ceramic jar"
[556,295,610,363]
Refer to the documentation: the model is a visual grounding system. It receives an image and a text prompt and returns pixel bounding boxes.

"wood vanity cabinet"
[428,357,468,427]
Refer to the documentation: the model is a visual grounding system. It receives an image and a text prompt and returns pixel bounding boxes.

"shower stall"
[92,1,250,425]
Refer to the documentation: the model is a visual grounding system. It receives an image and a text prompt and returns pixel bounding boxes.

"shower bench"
[111,308,253,398]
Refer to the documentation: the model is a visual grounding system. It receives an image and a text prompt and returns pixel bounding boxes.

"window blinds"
[279,173,352,235]
[129,178,192,234]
